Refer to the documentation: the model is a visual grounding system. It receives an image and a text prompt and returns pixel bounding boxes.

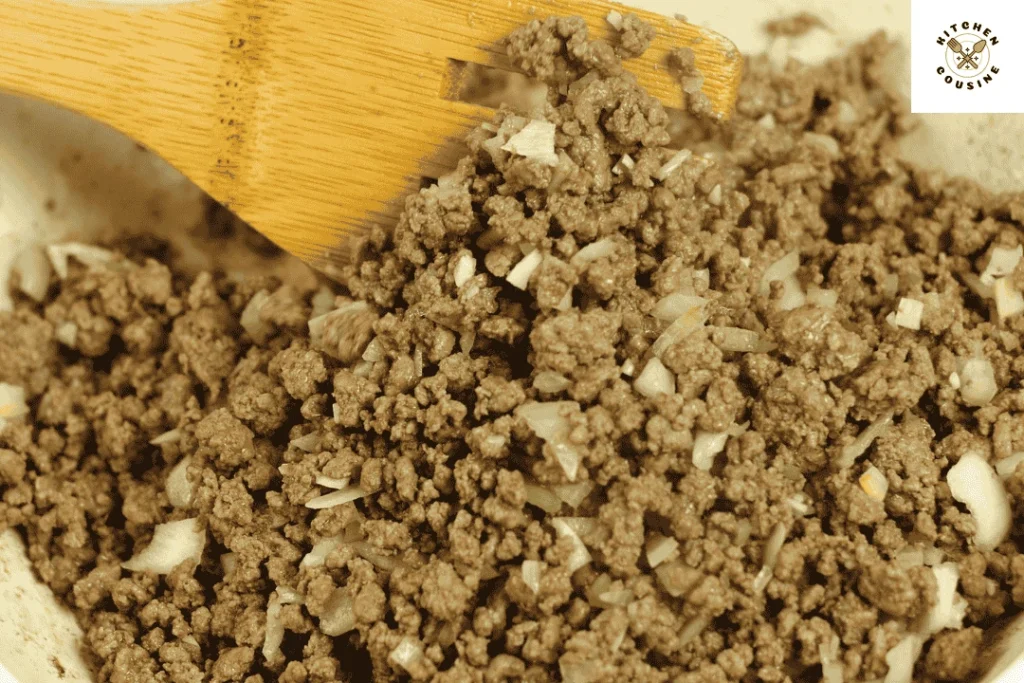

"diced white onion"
[389,636,426,672]
[947,451,1011,551]
[308,312,330,340]
[836,412,894,469]
[787,493,813,516]
[734,520,752,546]
[0,383,29,429]
[453,253,477,288]
[309,287,337,319]
[555,289,573,311]
[362,337,384,362]
[300,535,342,568]
[613,154,635,175]
[501,120,559,166]
[525,484,562,513]
[958,357,997,407]
[710,326,775,353]
[221,552,237,574]
[692,430,729,471]
[980,245,1023,285]
[884,635,924,683]
[819,635,843,683]
[621,359,636,377]
[760,252,805,310]
[460,329,476,354]
[652,293,707,323]
[753,523,787,593]
[570,239,617,267]
[289,432,319,452]
[533,371,571,394]
[240,290,272,343]
[305,485,368,510]
[166,457,192,509]
[552,481,593,509]
[994,278,1024,320]
[46,243,114,279]
[149,428,181,446]
[919,562,968,636]
[996,452,1024,479]
[122,518,205,574]
[522,560,542,594]
[634,357,676,398]
[12,246,51,302]
[859,465,889,501]
[320,589,356,636]
[506,250,543,290]
[551,518,593,573]
[656,149,693,181]
[263,593,285,660]
[806,286,838,309]
[651,306,709,357]
[516,401,582,481]
[885,297,923,331]
[707,184,723,206]
[606,9,624,29]
[315,476,351,490]
[646,534,679,569]
[55,321,78,348]
[679,616,708,646]
[559,656,600,683]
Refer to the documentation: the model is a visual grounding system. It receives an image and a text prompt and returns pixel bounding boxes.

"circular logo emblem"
[944,33,991,79]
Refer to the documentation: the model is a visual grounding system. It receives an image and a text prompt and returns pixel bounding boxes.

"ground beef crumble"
[2,14,1023,683]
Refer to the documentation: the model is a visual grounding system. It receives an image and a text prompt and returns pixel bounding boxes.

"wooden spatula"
[1,0,742,272]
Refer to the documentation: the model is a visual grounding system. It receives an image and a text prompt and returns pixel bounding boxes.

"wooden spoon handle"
[1,0,230,192]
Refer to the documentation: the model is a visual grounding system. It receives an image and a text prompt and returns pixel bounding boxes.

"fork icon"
[948,37,980,69]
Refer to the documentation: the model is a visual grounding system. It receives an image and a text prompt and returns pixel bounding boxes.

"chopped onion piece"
[646,534,679,569]
[753,523,787,593]
[301,536,342,568]
[149,429,181,446]
[994,278,1024,320]
[606,8,624,29]
[980,245,1023,285]
[240,290,272,343]
[166,457,192,509]
[453,253,477,288]
[735,520,752,546]
[362,337,384,362]
[707,184,723,206]
[996,452,1024,479]
[221,552,237,575]
[895,547,924,569]
[552,481,593,509]
[656,149,693,181]
[919,562,968,635]
[460,329,476,354]
[651,305,709,357]
[389,636,426,672]
[819,635,843,683]
[570,239,616,267]
[692,430,729,471]
[947,451,1011,551]
[613,154,635,175]
[12,246,51,302]
[290,432,319,452]
[506,250,543,290]
[859,465,889,501]
[836,411,894,469]
[679,616,708,646]
[621,359,636,377]
[958,357,997,406]
[315,476,350,490]
[522,560,543,594]
[634,357,676,398]
[949,372,961,389]
[533,371,571,394]
[760,252,805,310]
[0,383,29,428]
[884,635,924,683]
[525,484,562,513]
[320,589,356,636]
[710,326,775,353]
[122,518,205,574]
[501,120,559,166]
[263,592,287,660]
[559,656,600,683]
[516,401,583,481]
[308,312,330,340]
[807,286,838,308]
[305,485,368,510]
[278,586,302,604]
[555,288,573,311]
[788,493,813,516]
[46,243,114,279]
[598,588,632,606]
[551,518,593,573]
[309,287,336,319]
[55,321,78,348]
[652,293,707,323]
[551,442,581,482]
[885,297,923,330]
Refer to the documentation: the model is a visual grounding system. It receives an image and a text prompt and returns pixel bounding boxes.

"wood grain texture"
[0,0,741,270]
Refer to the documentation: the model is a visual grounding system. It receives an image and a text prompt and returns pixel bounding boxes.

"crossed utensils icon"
[948,37,987,69]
